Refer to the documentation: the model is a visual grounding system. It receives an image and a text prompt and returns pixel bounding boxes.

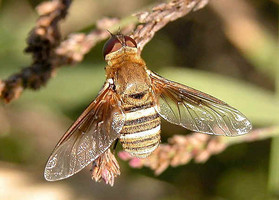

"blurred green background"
[0,0,278,199]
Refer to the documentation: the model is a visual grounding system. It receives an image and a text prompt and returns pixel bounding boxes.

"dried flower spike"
[118,133,223,175]
[91,149,120,187]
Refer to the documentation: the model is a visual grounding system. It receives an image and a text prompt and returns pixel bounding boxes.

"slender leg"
[112,138,119,154]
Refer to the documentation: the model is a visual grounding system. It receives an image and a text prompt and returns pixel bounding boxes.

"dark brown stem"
[0,0,72,103]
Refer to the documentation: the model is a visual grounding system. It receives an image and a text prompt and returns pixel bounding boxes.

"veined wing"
[44,80,125,181]
[148,70,252,136]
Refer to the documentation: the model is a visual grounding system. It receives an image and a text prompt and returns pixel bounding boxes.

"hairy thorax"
[106,50,153,106]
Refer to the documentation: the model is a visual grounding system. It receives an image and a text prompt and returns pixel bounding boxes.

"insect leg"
[112,138,119,154]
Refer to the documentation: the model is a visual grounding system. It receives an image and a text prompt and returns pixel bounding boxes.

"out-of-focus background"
[0,0,278,199]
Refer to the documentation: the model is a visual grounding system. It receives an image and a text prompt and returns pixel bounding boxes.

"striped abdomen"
[120,104,161,158]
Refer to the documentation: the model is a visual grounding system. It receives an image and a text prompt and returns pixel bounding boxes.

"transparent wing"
[149,71,252,136]
[44,82,125,181]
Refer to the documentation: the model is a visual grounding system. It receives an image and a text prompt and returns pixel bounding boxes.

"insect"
[44,33,252,181]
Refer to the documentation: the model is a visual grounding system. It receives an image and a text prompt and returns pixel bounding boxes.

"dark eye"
[103,36,122,58]
[124,36,137,48]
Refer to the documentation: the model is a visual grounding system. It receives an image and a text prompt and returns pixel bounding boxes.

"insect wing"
[149,71,252,136]
[44,83,125,181]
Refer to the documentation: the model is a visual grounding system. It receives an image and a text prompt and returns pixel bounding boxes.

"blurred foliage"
[0,0,278,200]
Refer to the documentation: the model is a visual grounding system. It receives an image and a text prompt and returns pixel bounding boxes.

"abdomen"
[120,103,161,158]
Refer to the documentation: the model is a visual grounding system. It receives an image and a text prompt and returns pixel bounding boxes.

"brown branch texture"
[0,0,71,103]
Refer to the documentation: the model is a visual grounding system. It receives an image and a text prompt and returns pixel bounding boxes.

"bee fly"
[44,34,252,181]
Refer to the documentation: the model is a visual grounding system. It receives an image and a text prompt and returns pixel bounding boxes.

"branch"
[118,126,279,175]
[0,0,72,103]
[133,0,209,52]
[0,0,208,103]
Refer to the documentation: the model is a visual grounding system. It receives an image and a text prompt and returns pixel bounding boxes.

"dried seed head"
[119,132,228,175]
[91,149,120,187]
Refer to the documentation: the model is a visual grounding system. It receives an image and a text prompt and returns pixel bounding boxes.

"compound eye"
[103,36,122,58]
[124,36,137,48]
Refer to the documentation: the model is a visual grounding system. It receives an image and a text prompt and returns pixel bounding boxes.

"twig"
[0,0,72,103]
[133,0,209,52]
[119,126,279,175]
[0,0,209,103]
